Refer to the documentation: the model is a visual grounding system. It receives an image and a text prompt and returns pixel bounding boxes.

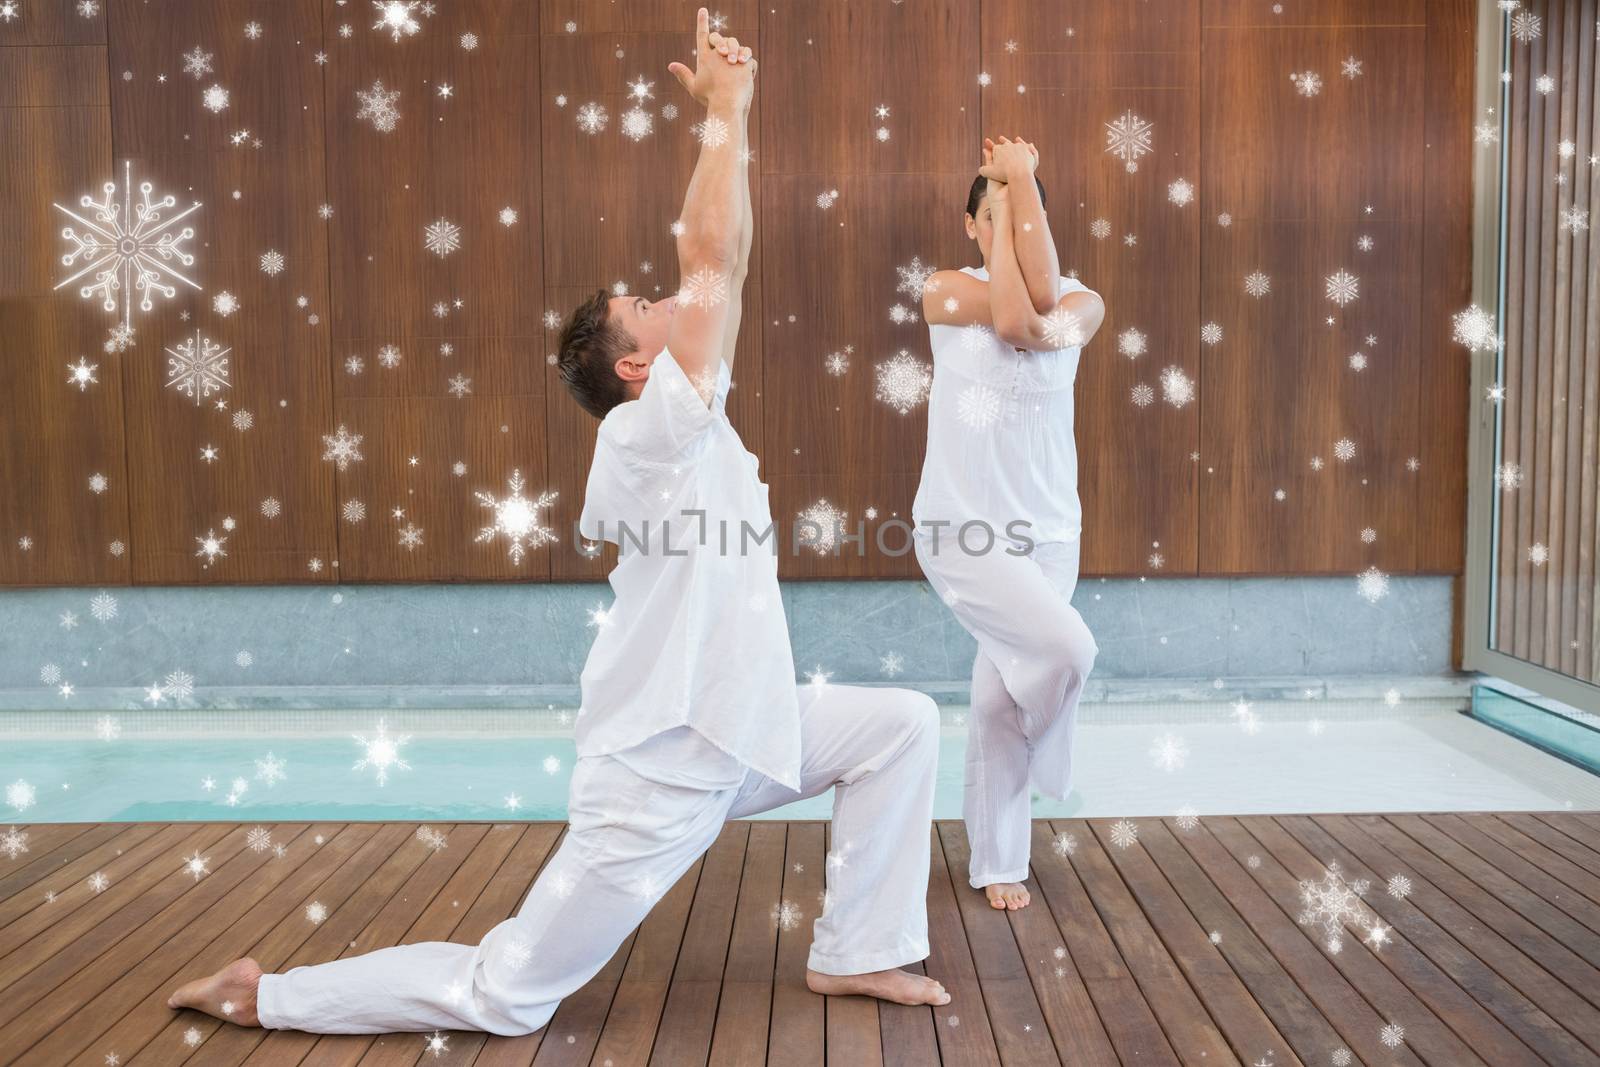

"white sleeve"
[1059,275,1101,303]
[601,346,719,467]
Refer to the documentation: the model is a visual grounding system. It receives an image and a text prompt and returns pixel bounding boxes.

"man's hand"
[668,7,756,111]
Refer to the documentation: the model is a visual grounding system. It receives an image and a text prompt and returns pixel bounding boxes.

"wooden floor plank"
[1058,820,1239,1066]
[1089,819,1302,1066]
[1310,814,1600,1058]
[766,823,825,1066]
[1136,819,1353,1067]
[1165,818,1427,1067]
[922,825,1004,1066]
[1355,815,1600,1011]
[708,821,784,1067]
[0,816,1595,1065]
[936,823,1059,1066]
[12,822,349,1067]
[1027,822,1178,1066]
[1245,816,1541,1067]
[647,822,749,1067]
[1215,817,1485,1067]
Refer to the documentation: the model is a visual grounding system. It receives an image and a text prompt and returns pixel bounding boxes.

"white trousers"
[256,683,940,1036]
[914,531,1098,888]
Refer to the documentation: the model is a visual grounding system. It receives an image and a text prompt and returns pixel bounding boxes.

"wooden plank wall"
[1495,0,1600,685]
[0,0,1476,587]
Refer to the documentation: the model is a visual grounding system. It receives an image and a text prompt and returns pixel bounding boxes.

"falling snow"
[356,80,402,132]
[874,350,932,414]
[1325,269,1359,305]
[322,424,364,470]
[1244,271,1271,297]
[424,218,461,257]
[352,718,412,785]
[1104,110,1154,173]
[1109,819,1139,849]
[473,469,559,564]
[164,331,231,404]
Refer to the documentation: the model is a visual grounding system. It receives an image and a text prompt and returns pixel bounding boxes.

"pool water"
[3,698,1598,824]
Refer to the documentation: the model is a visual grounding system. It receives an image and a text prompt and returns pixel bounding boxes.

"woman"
[912,136,1105,911]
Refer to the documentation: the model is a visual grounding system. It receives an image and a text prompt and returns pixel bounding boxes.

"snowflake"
[1452,304,1499,351]
[163,669,195,699]
[415,825,448,849]
[460,31,477,49]
[1296,862,1376,953]
[90,590,118,621]
[499,206,518,226]
[321,424,364,470]
[77,0,97,15]
[424,218,461,257]
[306,900,327,923]
[243,20,262,40]
[825,350,850,376]
[372,0,423,41]
[797,499,848,554]
[1149,732,1188,772]
[1356,566,1389,604]
[1511,10,1541,42]
[182,850,210,880]
[1174,806,1199,831]
[212,290,239,317]
[67,357,100,391]
[342,499,367,523]
[1291,71,1322,97]
[773,899,802,931]
[1042,307,1086,348]
[874,350,932,414]
[95,715,120,740]
[575,102,608,134]
[678,266,729,309]
[1090,217,1111,240]
[1325,269,1359,305]
[255,752,286,785]
[474,469,559,565]
[1052,832,1077,857]
[1379,1022,1405,1049]
[1118,327,1147,359]
[260,497,280,519]
[1109,819,1138,849]
[1104,110,1154,172]
[896,256,937,300]
[1201,322,1222,345]
[1244,271,1271,297]
[446,373,471,398]
[1561,206,1590,234]
[1342,56,1363,79]
[181,46,214,78]
[398,522,425,550]
[503,937,532,971]
[356,80,402,132]
[378,343,402,368]
[0,826,27,859]
[424,1031,450,1057]
[352,718,412,785]
[880,651,904,676]
[956,384,1003,430]
[88,871,110,892]
[1333,437,1356,462]
[1356,235,1374,252]
[1167,178,1195,206]
[620,107,654,141]
[53,160,202,328]
[1331,1050,1352,1067]
[1161,366,1195,407]
[1475,121,1500,146]
[164,331,231,404]
[259,249,285,275]
[694,113,731,148]
[105,320,136,352]
[1133,381,1156,406]
[202,84,230,113]
[194,528,227,568]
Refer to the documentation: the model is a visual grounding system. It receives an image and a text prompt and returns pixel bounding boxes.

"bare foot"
[983,882,1031,910]
[166,957,264,1027]
[806,967,951,1006]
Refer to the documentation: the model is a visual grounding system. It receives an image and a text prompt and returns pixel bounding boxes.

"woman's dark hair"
[556,288,637,419]
[965,173,1047,218]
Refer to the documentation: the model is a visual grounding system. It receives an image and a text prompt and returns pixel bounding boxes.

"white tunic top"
[913,265,1097,545]
[576,346,802,790]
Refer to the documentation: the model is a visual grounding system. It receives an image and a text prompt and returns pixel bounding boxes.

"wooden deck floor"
[2,815,1599,1065]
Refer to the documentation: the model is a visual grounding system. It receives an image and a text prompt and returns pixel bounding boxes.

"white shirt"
[576,346,802,790]
[913,265,1097,545]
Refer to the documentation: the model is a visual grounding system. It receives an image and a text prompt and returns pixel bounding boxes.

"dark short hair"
[556,288,637,419]
[965,173,1047,219]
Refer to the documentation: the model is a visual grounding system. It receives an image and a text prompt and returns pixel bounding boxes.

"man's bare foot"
[806,967,951,1006]
[166,957,264,1027]
[983,882,1031,910]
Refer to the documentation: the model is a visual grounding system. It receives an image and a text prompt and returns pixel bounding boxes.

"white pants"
[256,684,940,1036]
[914,531,1098,888]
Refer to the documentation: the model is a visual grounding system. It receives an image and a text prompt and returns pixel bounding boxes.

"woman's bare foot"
[983,882,1031,910]
[166,957,264,1027]
[806,967,951,1006]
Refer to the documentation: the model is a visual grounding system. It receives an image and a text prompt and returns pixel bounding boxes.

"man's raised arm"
[664,7,755,392]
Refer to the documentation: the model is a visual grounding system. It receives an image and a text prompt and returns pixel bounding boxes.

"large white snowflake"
[956,384,1003,430]
[1297,862,1374,953]
[53,160,203,328]
[1511,10,1541,42]
[874,349,932,414]
[473,469,559,565]
[797,499,848,554]
[181,46,214,79]
[372,0,424,41]
[352,718,412,785]
[1104,110,1154,173]
[1325,269,1360,306]
[1452,304,1500,351]
[575,102,608,134]
[678,266,729,309]
[321,424,364,470]
[1148,731,1189,772]
[1161,366,1195,407]
[356,80,401,132]
[1041,307,1086,349]
[1109,819,1139,849]
[0,826,27,859]
[164,331,231,404]
[1244,271,1271,298]
[423,218,461,258]
[896,256,937,301]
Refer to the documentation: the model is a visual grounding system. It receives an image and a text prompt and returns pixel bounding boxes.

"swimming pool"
[3,697,1598,823]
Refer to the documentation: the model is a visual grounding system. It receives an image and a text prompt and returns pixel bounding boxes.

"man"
[168,8,949,1037]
